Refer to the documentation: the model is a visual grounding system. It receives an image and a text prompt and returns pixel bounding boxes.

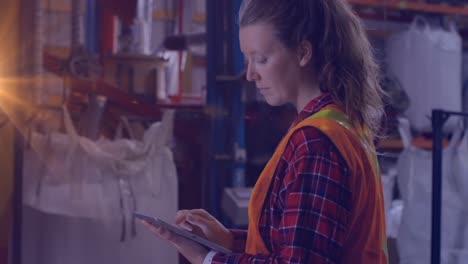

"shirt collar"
[290,93,335,128]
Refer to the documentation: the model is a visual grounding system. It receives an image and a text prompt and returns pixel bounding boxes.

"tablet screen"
[134,212,232,254]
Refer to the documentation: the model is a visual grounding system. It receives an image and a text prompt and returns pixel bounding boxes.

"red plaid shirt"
[211,93,352,263]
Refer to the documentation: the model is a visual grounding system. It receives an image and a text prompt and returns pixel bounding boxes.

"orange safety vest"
[246,106,388,263]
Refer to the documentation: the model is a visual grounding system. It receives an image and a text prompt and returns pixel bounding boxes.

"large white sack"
[22,109,179,264]
[386,17,462,132]
[396,118,466,264]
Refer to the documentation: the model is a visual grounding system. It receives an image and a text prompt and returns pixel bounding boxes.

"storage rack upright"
[431,109,468,264]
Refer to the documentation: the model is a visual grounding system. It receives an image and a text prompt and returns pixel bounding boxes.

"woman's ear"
[297,40,313,67]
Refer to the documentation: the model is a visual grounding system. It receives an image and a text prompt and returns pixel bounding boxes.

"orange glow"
[0,75,63,143]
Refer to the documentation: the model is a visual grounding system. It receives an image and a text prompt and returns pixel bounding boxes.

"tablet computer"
[134,212,232,254]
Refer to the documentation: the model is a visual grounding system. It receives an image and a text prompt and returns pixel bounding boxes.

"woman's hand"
[141,220,208,264]
[175,209,233,250]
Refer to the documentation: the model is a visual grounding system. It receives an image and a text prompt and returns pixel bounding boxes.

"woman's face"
[239,22,304,106]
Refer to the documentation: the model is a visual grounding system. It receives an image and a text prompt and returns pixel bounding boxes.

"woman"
[142,0,388,263]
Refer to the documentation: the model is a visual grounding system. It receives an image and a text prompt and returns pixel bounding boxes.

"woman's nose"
[246,63,259,81]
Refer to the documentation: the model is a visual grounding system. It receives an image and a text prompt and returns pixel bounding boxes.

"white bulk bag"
[23,106,118,220]
[453,130,468,261]
[453,130,468,210]
[22,109,179,264]
[23,106,177,222]
[396,118,465,264]
[381,168,397,238]
[386,17,462,132]
[386,200,403,240]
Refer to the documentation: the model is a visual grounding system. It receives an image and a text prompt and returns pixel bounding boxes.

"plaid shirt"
[211,94,352,263]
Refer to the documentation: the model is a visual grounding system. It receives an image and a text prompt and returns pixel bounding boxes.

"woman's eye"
[256,57,267,64]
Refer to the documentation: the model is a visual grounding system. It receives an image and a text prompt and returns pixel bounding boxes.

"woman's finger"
[175,210,189,223]
[178,221,194,231]
[188,209,213,220]
[186,213,211,233]
[140,220,178,242]
[141,220,161,234]
[174,211,193,231]
[175,209,219,233]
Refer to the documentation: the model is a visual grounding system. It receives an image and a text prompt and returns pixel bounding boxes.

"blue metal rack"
[206,0,246,218]
[231,0,246,189]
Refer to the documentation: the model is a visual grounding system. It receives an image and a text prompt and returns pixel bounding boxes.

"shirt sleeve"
[229,229,248,253]
[203,229,247,263]
[203,251,217,264]
[211,128,351,263]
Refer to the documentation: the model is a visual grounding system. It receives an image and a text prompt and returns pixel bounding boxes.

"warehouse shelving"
[349,0,468,16]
